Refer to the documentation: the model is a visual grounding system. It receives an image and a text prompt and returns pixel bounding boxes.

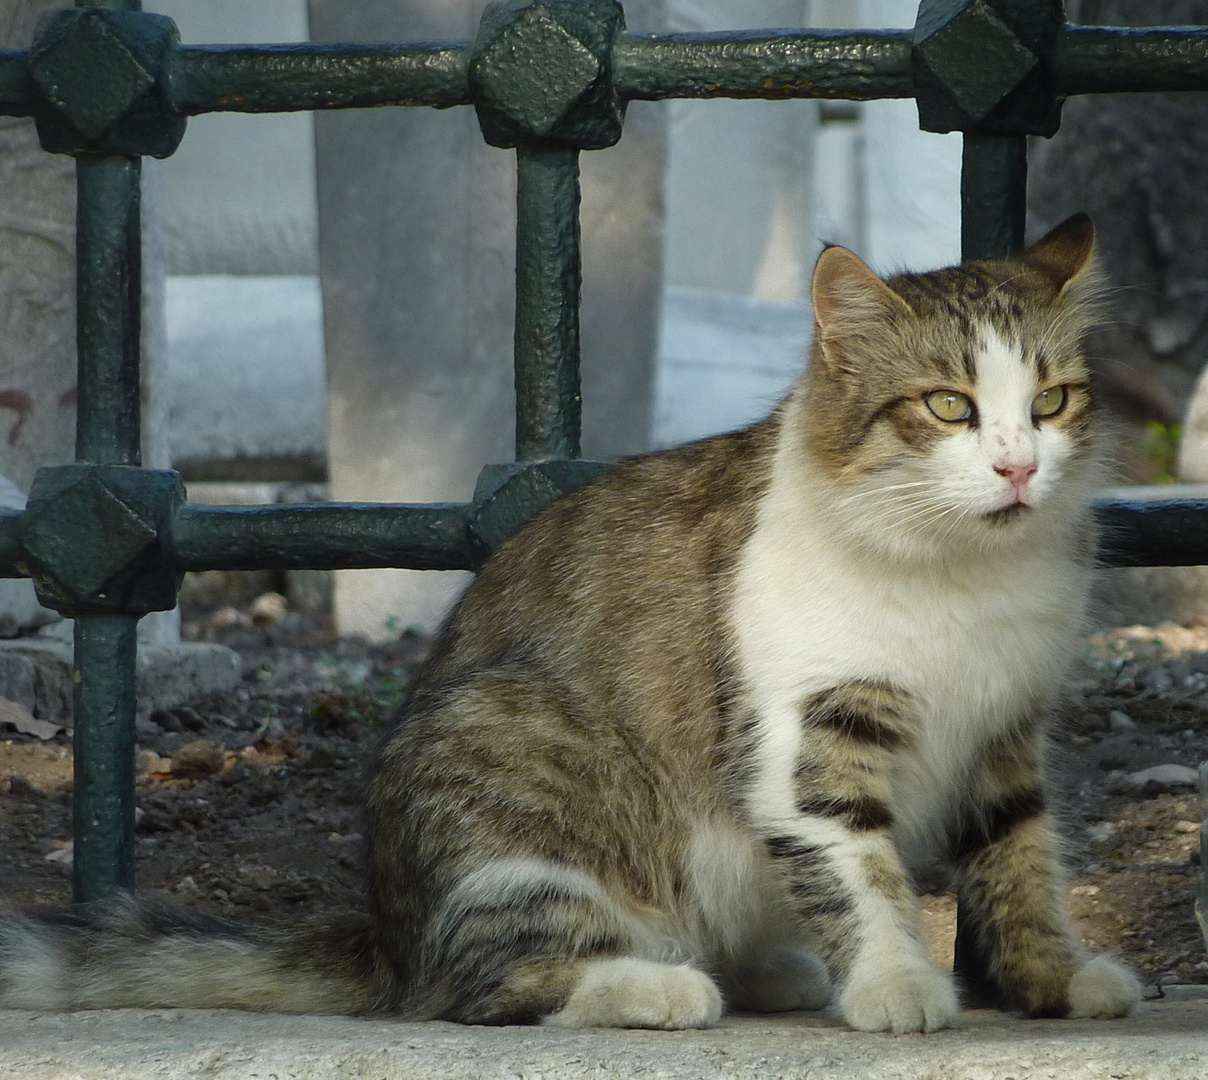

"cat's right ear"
[811,246,911,367]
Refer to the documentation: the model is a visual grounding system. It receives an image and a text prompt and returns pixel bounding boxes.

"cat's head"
[800,214,1101,561]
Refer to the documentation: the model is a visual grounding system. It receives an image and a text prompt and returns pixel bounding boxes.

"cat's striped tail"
[0,894,394,1014]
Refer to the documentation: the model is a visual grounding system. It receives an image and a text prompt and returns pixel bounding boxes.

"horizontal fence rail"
[7,492,1208,580]
[5,25,1208,119]
[0,0,1206,934]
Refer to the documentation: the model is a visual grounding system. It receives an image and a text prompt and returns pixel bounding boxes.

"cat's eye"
[925,390,973,423]
[1032,386,1066,418]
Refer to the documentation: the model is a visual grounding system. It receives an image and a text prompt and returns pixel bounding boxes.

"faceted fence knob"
[912,0,1063,136]
[29,8,186,158]
[20,466,184,615]
[470,0,626,149]
[468,460,610,560]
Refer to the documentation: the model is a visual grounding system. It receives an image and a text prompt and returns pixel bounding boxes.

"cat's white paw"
[840,961,960,1034]
[1067,955,1141,1019]
[543,958,723,1030]
[730,946,832,1012]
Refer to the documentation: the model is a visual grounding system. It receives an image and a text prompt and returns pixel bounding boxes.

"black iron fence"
[1,0,1207,921]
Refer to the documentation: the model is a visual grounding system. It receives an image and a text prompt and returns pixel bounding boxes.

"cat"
[0,213,1141,1033]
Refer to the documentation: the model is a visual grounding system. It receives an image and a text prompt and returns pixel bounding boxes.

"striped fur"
[0,216,1139,1032]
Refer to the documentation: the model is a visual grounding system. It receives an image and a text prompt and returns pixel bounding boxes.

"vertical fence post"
[513,144,583,463]
[71,615,139,901]
[70,0,145,904]
[960,133,1028,261]
[72,153,143,905]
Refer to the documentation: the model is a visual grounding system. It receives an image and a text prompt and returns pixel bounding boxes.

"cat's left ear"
[1020,213,1096,294]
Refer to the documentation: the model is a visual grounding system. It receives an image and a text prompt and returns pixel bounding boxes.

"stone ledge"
[2,987,1206,1080]
[0,639,240,724]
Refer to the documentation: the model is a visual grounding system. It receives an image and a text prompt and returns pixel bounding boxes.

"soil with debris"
[1,589,1206,998]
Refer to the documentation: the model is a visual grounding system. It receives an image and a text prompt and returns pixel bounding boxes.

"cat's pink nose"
[994,462,1037,491]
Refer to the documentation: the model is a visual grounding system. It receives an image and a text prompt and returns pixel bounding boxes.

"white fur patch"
[1067,954,1142,1019]
[839,956,960,1033]
[684,823,769,958]
[543,958,723,1029]
[432,858,612,943]
[0,918,70,1011]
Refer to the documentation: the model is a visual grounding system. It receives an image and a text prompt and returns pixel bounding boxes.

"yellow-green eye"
[1031,386,1066,418]
[925,390,973,423]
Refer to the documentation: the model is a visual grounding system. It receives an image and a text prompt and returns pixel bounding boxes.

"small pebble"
[1122,763,1199,794]
[1145,669,1175,695]
[170,739,226,779]
[211,606,252,630]
[150,708,183,733]
[44,841,72,865]
[174,707,207,733]
[8,775,37,798]
[303,745,337,771]
[250,592,289,626]
[136,749,173,777]
[1108,710,1137,732]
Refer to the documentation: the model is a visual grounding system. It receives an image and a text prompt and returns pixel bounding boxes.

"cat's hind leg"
[543,958,723,1029]
[373,666,723,1027]
[422,857,720,1028]
[724,946,832,1013]
[684,822,831,1013]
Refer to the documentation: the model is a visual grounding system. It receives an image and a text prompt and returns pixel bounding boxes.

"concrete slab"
[1,988,1205,1080]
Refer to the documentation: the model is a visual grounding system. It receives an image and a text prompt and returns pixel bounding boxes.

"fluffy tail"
[0,895,394,1013]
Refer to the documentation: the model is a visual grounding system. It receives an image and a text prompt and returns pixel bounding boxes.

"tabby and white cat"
[0,214,1140,1033]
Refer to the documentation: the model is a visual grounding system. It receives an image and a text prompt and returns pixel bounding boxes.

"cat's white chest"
[734,529,1075,714]
[731,494,1087,834]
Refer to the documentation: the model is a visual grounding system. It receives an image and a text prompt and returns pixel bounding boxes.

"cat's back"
[411,416,781,728]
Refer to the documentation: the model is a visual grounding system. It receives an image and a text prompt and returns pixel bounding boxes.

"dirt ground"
[1,585,1207,997]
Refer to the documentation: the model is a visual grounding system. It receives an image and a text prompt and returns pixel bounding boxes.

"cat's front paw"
[1066,955,1141,1019]
[839,961,959,1033]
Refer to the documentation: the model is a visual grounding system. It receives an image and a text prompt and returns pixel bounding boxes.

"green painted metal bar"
[959,133,1027,261]
[72,157,144,907]
[0,51,30,113]
[70,0,145,907]
[615,29,914,101]
[0,512,20,571]
[1096,498,1208,567]
[171,502,480,572]
[75,156,142,466]
[71,614,138,903]
[0,495,1205,580]
[1056,26,1208,95]
[4,25,1208,123]
[514,144,582,463]
[169,43,471,115]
